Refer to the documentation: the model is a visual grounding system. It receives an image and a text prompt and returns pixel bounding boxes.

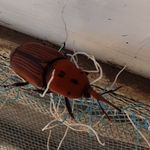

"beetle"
[4,42,121,120]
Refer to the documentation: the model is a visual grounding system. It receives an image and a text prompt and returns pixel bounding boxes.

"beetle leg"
[97,101,112,122]
[65,97,75,119]
[1,82,29,88]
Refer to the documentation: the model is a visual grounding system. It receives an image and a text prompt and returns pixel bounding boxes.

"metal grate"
[0,49,150,150]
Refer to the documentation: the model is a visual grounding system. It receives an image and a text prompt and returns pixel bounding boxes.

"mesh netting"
[0,48,150,150]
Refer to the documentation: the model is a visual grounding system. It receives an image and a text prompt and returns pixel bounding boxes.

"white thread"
[114,109,117,116]
[42,119,58,131]
[71,55,80,68]
[68,51,103,84]
[90,57,103,84]
[40,69,55,97]
[47,130,52,150]
[67,54,79,68]
[40,51,105,149]
[42,93,105,148]
[110,65,127,89]
[146,120,150,131]
[49,93,67,121]
[71,52,100,72]
[58,0,69,52]
[58,43,65,52]
[43,119,85,132]
[44,119,105,146]
[65,122,105,146]
[56,96,64,111]
[57,127,69,150]
[72,41,79,64]
[61,0,69,43]
[124,110,150,148]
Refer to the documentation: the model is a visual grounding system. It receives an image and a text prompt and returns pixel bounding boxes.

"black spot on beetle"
[71,79,79,85]
[58,70,65,78]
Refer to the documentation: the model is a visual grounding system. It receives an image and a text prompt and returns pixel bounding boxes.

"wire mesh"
[0,48,150,150]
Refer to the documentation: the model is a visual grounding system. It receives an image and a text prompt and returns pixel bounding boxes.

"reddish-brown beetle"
[5,42,121,119]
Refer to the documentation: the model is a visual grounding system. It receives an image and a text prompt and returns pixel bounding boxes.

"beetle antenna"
[97,100,112,122]
[101,86,122,96]
[91,85,122,95]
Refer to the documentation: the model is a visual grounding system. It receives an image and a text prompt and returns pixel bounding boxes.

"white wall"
[0,0,150,78]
